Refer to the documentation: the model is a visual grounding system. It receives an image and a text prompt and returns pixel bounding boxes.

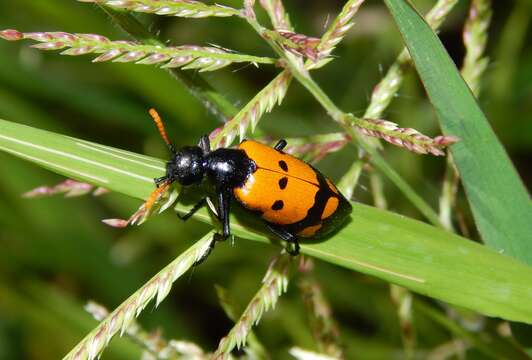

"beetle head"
[166,146,205,186]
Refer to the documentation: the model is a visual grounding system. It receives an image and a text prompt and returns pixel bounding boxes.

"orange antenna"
[144,181,170,213]
[149,108,172,148]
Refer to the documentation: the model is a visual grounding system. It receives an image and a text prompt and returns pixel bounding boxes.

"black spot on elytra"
[278,177,288,189]
[271,200,284,210]
[279,160,288,172]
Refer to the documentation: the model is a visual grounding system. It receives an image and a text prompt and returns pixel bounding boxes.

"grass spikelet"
[462,0,492,95]
[349,116,459,156]
[103,184,179,228]
[211,71,292,148]
[244,0,256,19]
[0,30,275,72]
[289,347,339,360]
[318,0,365,58]
[22,179,108,198]
[78,0,240,18]
[85,301,162,357]
[213,253,291,358]
[258,0,293,30]
[167,340,206,359]
[86,301,207,359]
[269,30,321,61]
[424,0,460,29]
[63,232,214,360]
[215,286,269,359]
[283,133,349,163]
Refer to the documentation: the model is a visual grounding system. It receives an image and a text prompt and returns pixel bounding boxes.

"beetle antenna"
[149,108,174,151]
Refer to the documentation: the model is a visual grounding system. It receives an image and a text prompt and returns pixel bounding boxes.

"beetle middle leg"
[267,224,300,256]
[214,190,231,242]
[193,191,231,265]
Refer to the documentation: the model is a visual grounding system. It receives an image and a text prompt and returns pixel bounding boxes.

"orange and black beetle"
[147,109,352,257]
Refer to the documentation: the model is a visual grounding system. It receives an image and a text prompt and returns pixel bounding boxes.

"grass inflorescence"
[0,30,276,72]
[214,253,291,358]
[78,0,240,18]
[64,233,214,360]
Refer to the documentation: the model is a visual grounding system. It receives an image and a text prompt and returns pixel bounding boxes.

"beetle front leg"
[177,198,206,221]
[154,176,168,187]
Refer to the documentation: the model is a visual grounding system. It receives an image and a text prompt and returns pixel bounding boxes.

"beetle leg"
[266,225,300,256]
[177,198,206,221]
[154,176,168,187]
[273,139,287,151]
[214,190,231,242]
[198,135,211,154]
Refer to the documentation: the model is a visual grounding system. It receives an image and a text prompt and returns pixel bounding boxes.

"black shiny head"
[166,146,206,186]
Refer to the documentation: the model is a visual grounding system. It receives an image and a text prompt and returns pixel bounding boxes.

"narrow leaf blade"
[1,119,532,323]
[383,0,532,264]
[0,119,165,200]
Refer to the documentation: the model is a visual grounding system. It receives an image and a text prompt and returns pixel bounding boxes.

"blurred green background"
[0,0,530,359]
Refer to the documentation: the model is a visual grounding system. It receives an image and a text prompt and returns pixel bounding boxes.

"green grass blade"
[0,119,165,200]
[0,119,531,324]
[382,0,532,264]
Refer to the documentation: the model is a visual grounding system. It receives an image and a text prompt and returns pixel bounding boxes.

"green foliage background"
[0,0,530,359]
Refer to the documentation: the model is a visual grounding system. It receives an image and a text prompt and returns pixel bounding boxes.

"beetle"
[144,109,352,257]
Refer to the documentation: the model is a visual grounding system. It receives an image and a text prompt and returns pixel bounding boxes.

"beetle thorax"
[205,148,256,190]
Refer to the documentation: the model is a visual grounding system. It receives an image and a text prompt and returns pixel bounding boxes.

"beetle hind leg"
[267,225,300,256]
